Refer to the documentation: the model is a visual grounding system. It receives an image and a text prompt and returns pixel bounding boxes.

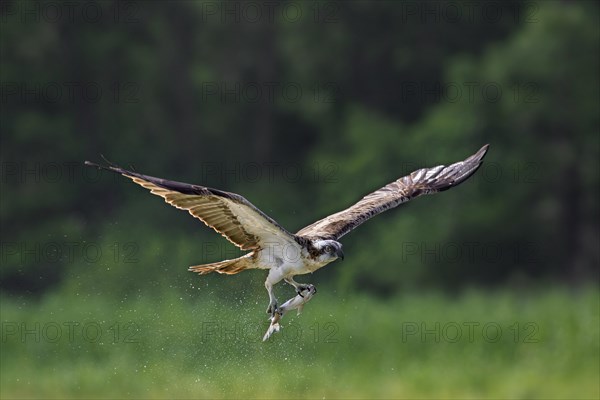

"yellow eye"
[325,245,333,253]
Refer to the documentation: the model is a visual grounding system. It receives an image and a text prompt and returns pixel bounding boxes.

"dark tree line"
[1,0,598,297]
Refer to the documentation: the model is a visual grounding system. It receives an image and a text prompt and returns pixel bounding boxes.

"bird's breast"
[257,243,329,275]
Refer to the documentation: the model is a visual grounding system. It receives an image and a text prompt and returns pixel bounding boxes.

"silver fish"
[262,285,317,341]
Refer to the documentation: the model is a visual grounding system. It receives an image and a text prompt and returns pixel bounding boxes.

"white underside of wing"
[221,199,304,271]
[221,199,297,248]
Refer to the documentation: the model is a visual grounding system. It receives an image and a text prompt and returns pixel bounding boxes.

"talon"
[266,301,279,315]
[272,306,281,318]
[296,284,310,293]
[301,284,317,295]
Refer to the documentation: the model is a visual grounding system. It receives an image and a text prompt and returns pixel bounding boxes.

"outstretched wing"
[296,144,489,240]
[84,161,297,251]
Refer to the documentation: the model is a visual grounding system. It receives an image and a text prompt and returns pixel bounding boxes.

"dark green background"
[1,1,598,398]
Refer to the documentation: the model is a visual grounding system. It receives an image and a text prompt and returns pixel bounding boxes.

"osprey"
[85,144,488,316]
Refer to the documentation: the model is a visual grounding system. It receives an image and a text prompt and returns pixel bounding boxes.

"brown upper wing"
[84,161,297,251]
[296,144,489,240]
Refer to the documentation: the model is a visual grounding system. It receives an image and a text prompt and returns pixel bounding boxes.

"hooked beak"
[336,248,344,261]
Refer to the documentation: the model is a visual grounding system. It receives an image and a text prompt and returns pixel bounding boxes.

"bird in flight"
[86,144,488,317]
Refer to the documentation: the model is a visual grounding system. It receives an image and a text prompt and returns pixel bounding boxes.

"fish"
[262,285,317,341]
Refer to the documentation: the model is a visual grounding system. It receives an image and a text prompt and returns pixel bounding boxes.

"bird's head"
[313,239,344,263]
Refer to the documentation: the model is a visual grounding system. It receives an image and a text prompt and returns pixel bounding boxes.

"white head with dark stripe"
[312,239,344,263]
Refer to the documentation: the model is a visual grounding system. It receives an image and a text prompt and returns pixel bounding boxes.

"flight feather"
[296,144,489,240]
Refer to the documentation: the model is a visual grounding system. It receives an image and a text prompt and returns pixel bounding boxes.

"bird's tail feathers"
[188,253,255,275]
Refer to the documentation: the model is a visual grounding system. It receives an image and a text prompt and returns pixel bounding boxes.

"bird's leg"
[284,277,316,297]
[265,279,280,316]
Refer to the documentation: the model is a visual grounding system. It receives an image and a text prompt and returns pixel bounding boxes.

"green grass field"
[1,285,598,399]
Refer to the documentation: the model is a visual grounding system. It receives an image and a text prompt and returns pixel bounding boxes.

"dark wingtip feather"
[435,144,490,192]
[84,160,113,171]
[84,159,122,174]
[469,143,490,173]
[476,144,490,161]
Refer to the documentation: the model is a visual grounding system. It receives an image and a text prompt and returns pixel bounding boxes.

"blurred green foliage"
[1,286,598,398]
